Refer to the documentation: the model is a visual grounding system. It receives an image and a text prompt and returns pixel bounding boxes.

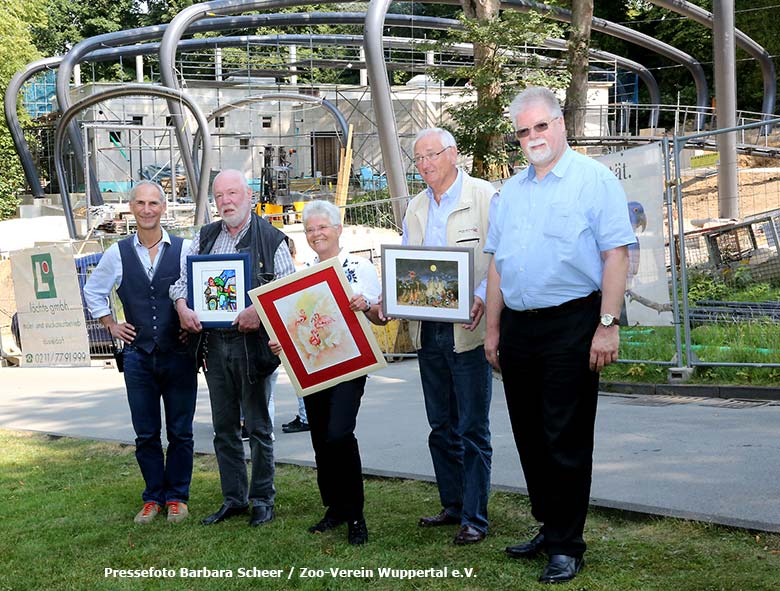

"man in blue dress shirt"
[84,181,197,525]
[484,87,635,584]
[402,128,498,546]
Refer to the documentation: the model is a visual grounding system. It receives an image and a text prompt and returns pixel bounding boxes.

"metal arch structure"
[648,0,776,126]
[6,14,662,199]
[496,0,709,128]
[54,84,213,238]
[190,92,350,175]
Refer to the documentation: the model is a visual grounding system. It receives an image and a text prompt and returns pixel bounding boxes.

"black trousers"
[498,292,601,558]
[303,375,366,522]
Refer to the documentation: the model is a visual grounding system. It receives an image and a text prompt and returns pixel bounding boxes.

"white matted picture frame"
[248,257,386,397]
[381,245,474,323]
[186,253,250,328]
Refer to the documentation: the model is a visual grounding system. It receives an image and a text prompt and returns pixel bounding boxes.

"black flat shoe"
[418,510,460,527]
[201,504,248,525]
[249,505,275,526]
[539,554,584,584]
[347,518,368,545]
[506,531,546,559]
[308,514,345,533]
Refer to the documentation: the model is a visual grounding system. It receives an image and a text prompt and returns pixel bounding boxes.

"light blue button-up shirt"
[484,148,635,311]
[84,230,190,319]
[402,170,498,302]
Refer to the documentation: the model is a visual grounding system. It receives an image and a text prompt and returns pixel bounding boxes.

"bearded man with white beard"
[170,169,295,528]
[483,87,635,584]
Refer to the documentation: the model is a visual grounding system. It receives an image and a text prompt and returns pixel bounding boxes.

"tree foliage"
[431,10,565,179]
[0,0,46,219]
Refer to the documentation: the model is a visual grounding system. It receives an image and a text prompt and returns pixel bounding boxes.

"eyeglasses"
[413,146,451,165]
[304,224,338,235]
[515,116,561,139]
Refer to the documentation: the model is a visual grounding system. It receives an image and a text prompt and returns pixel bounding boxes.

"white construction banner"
[10,243,91,366]
[597,144,673,326]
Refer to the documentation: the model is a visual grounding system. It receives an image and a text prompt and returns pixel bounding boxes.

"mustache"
[527,139,548,149]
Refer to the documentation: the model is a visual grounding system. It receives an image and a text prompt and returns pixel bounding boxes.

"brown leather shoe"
[419,510,460,527]
[453,524,486,545]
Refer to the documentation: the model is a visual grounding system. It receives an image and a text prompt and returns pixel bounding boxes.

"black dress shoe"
[282,415,310,433]
[453,524,486,545]
[418,510,460,527]
[201,504,248,525]
[308,514,345,533]
[506,531,546,559]
[347,518,368,545]
[249,505,274,526]
[538,554,584,584]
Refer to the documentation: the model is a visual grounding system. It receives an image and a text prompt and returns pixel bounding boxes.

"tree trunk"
[462,0,502,180]
[565,0,593,138]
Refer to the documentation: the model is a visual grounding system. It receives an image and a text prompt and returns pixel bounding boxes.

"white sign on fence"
[10,243,91,366]
[598,144,674,327]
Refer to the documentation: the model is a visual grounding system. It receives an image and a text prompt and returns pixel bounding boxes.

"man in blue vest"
[170,169,295,527]
[84,181,197,525]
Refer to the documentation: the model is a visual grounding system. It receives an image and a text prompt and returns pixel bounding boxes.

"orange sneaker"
[134,502,162,524]
[166,501,189,524]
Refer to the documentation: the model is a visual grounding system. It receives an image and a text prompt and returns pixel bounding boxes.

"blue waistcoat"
[117,235,184,353]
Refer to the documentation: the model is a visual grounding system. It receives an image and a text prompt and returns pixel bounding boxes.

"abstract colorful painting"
[187,253,250,327]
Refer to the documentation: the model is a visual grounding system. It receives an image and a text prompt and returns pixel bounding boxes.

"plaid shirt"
[169,216,295,302]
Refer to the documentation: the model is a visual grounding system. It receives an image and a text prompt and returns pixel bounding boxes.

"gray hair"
[508,87,563,127]
[302,199,341,227]
[413,127,458,151]
[213,168,250,190]
[129,180,165,202]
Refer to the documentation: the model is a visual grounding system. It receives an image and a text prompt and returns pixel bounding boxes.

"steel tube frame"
[191,93,349,176]
[649,0,776,128]
[54,84,213,238]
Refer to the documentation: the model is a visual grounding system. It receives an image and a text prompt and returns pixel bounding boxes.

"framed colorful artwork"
[248,257,387,397]
[187,253,250,327]
[381,245,474,323]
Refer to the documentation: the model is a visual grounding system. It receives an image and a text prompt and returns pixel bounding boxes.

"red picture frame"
[248,257,386,396]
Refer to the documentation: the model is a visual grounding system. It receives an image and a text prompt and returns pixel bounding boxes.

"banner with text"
[11,243,91,366]
[597,144,673,327]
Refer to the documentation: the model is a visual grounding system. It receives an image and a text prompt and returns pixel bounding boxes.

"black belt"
[510,291,600,318]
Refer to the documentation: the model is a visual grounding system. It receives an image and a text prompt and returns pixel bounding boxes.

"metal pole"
[662,137,684,366]
[713,0,739,219]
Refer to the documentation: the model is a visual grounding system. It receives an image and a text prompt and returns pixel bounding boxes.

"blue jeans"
[418,322,493,532]
[123,345,198,505]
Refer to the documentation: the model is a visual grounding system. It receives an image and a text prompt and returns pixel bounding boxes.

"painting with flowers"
[248,258,386,396]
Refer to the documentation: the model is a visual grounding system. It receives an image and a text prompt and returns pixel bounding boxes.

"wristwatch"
[599,313,618,328]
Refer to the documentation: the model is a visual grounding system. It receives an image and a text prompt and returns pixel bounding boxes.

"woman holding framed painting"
[268,199,386,545]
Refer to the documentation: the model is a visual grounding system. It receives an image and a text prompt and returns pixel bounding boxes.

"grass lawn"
[1,429,778,591]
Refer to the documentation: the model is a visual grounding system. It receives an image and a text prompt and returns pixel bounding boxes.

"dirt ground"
[677,154,780,226]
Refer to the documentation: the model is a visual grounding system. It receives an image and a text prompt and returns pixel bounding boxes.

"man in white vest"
[402,128,498,545]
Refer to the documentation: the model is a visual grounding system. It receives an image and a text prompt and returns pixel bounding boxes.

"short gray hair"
[508,87,563,127]
[302,199,341,227]
[413,127,457,151]
[129,180,165,202]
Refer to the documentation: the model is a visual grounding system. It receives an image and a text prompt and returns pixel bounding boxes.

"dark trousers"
[498,293,601,557]
[123,346,198,505]
[203,330,275,508]
[304,376,366,522]
[418,322,493,532]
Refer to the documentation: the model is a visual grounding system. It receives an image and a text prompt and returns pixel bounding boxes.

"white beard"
[525,140,552,165]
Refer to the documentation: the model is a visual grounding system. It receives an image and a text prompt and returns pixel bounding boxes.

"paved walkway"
[2,360,779,532]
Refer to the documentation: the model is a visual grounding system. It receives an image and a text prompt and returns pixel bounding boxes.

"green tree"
[0,0,46,219]
[565,0,593,137]
[431,10,565,179]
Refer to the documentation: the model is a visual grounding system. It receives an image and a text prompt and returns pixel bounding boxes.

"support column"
[713,0,739,219]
